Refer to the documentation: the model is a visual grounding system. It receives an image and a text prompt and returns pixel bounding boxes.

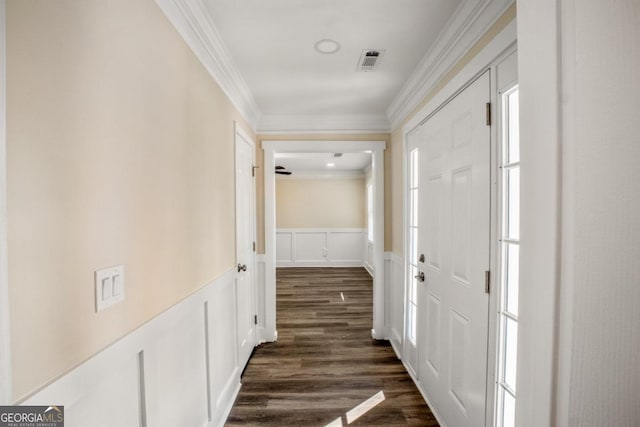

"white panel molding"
[258,113,390,134]
[276,228,366,267]
[384,252,404,359]
[363,241,375,277]
[387,0,515,130]
[154,0,261,128]
[0,0,10,406]
[22,267,242,427]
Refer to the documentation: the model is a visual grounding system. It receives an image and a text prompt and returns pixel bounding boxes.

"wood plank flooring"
[226,267,439,426]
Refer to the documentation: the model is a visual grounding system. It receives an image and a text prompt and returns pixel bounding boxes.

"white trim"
[556,1,575,425]
[154,0,261,128]
[514,1,562,426]
[387,0,514,130]
[263,140,386,342]
[0,0,11,405]
[257,114,390,134]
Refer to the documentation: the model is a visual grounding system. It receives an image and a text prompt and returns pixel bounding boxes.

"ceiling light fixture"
[327,163,335,167]
[314,39,340,54]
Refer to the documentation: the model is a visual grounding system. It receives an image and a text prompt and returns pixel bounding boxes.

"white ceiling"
[156,0,513,132]
[274,152,371,174]
[203,0,463,119]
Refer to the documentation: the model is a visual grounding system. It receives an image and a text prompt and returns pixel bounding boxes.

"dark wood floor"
[226,267,439,426]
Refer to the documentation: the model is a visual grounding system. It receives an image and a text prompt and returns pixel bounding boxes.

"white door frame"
[0,0,12,405]
[262,140,386,342]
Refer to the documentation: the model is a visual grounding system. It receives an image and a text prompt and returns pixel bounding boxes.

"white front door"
[416,71,491,427]
[235,126,257,369]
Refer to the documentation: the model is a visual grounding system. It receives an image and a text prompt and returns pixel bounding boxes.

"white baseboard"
[22,267,242,427]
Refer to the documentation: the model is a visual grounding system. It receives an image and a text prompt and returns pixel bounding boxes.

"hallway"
[226,267,438,426]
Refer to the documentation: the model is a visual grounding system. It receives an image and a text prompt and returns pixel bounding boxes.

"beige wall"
[276,178,365,228]
[6,0,254,400]
[256,134,390,252]
[387,3,517,255]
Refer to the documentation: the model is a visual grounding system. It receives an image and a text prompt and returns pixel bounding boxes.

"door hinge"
[254,315,258,325]
[485,270,491,294]
[253,241,256,252]
[485,102,492,126]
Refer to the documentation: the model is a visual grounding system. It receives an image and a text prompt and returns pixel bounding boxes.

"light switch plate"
[95,265,125,312]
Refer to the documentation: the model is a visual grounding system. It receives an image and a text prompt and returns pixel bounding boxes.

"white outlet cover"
[95,265,125,312]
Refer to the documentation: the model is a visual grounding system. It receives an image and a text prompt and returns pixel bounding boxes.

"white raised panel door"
[416,71,491,427]
[235,128,257,369]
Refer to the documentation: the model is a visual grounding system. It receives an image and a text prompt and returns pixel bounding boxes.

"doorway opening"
[262,140,386,343]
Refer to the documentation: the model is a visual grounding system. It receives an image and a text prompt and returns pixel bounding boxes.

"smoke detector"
[357,49,385,72]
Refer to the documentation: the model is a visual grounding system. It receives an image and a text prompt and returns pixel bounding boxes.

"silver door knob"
[237,264,247,272]
[415,271,425,282]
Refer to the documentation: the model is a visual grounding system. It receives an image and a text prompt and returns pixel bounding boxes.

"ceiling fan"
[275,165,292,175]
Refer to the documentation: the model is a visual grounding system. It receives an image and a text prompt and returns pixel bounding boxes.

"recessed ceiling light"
[327,163,335,167]
[314,39,340,55]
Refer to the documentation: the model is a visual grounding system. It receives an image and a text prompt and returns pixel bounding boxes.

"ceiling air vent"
[332,153,343,158]
[357,49,385,72]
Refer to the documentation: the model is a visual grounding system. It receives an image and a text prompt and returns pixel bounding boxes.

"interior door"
[235,128,257,369]
[416,71,491,427]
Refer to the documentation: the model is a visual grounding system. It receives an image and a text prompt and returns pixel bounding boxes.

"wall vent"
[357,49,385,72]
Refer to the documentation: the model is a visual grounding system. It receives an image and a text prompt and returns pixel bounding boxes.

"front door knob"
[415,271,425,282]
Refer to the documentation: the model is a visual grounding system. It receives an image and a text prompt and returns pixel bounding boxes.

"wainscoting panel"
[385,252,405,358]
[22,267,241,427]
[276,228,365,267]
[294,232,326,262]
[364,241,375,275]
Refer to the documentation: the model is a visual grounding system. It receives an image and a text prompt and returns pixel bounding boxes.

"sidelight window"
[496,86,520,427]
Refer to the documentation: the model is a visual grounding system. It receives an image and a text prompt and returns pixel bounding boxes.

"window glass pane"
[501,388,516,427]
[410,189,418,227]
[505,243,519,316]
[506,168,520,240]
[410,149,419,187]
[410,267,418,304]
[507,89,520,164]
[408,303,416,343]
[503,317,518,391]
[411,227,418,265]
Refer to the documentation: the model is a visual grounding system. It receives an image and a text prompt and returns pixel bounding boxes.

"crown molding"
[257,114,390,135]
[386,0,515,131]
[154,0,261,129]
